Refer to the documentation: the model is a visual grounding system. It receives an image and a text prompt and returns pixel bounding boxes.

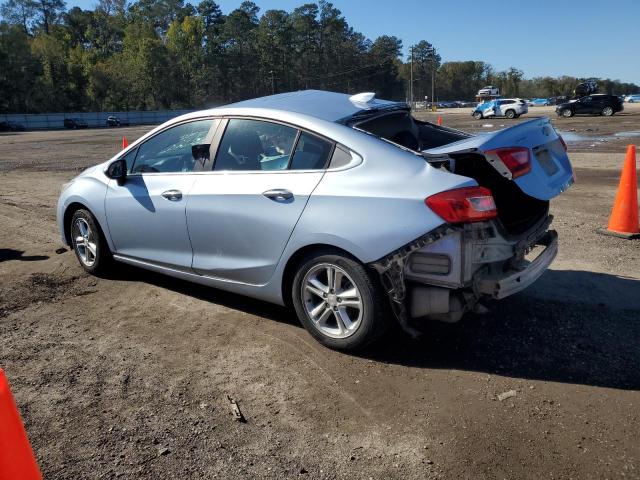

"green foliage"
[0,0,638,113]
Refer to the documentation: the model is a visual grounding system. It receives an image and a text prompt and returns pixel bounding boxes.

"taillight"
[426,186,497,223]
[485,146,531,178]
[559,135,568,151]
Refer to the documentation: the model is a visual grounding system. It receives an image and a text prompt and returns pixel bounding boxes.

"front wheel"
[561,108,574,118]
[601,106,614,116]
[292,252,388,351]
[70,209,112,275]
[473,111,483,120]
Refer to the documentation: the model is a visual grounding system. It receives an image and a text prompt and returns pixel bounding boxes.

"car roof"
[223,89,407,123]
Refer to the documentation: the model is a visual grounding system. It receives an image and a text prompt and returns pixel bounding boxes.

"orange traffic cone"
[437,116,443,126]
[599,145,639,239]
[0,369,43,480]
[122,136,128,149]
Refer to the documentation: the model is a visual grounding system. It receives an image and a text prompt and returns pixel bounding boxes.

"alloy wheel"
[301,263,363,339]
[72,217,97,267]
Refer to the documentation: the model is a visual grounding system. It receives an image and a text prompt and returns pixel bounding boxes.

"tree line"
[1,0,638,113]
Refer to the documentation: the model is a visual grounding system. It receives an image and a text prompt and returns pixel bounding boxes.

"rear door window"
[214,119,298,171]
[289,132,334,170]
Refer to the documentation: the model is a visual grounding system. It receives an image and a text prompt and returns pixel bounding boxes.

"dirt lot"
[1,106,640,479]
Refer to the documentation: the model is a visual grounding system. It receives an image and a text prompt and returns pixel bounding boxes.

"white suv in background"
[472,98,529,119]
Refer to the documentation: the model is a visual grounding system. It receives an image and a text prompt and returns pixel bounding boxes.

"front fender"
[57,175,111,249]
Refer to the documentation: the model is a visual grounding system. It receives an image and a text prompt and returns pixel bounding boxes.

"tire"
[69,209,112,275]
[561,108,574,118]
[292,251,388,351]
[473,111,483,120]
[505,109,516,119]
[601,106,614,116]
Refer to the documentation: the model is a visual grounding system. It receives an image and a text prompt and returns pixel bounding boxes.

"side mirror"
[192,144,210,163]
[106,158,127,184]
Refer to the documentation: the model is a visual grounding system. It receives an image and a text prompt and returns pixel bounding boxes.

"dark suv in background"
[106,115,129,127]
[0,121,26,131]
[556,94,624,117]
[64,118,88,129]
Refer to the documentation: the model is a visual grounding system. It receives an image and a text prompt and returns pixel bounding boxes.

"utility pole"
[270,70,275,95]
[410,46,414,108]
[431,60,436,112]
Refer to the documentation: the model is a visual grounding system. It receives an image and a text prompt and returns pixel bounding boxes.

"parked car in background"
[472,98,528,119]
[548,96,569,105]
[477,85,499,97]
[0,121,26,131]
[625,94,640,103]
[437,101,458,108]
[454,101,477,108]
[528,98,550,107]
[57,90,572,351]
[64,118,88,129]
[555,94,624,117]
[106,115,130,127]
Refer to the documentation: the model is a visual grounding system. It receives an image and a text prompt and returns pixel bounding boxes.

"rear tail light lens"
[485,146,531,178]
[426,186,497,223]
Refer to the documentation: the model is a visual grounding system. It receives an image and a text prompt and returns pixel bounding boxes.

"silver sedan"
[57,90,573,350]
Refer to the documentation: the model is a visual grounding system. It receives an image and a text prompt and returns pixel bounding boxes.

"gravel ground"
[1,108,639,479]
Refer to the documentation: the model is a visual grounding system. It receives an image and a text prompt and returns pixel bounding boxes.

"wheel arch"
[63,201,111,251]
[280,243,363,307]
[63,201,89,245]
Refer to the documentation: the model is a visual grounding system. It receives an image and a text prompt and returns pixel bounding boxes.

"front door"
[105,118,216,269]
[188,118,334,285]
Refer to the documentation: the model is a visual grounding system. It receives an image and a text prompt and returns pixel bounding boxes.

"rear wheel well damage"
[368,224,457,338]
[281,244,362,307]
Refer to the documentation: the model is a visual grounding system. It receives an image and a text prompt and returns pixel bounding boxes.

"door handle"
[263,189,293,202]
[161,190,183,201]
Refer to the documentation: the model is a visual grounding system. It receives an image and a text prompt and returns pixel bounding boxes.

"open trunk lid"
[422,117,574,201]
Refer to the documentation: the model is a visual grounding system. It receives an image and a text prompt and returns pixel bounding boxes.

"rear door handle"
[161,189,182,201]
[263,189,293,202]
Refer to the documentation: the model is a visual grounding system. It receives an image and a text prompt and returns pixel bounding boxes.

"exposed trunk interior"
[355,111,469,151]
[450,153,549,236]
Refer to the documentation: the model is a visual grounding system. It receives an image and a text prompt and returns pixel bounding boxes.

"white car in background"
[472,98,529,119]
[625,94,640,103]
[477,85,500,97]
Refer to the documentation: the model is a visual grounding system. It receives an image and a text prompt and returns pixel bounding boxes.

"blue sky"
[68,0,640,83]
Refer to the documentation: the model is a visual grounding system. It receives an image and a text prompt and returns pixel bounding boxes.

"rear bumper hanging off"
[475,230,558,299]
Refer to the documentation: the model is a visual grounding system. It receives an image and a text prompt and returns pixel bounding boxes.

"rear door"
[578,96,595,114]
[187,118,333,285]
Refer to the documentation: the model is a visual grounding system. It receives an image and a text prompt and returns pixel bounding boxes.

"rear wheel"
[601,106,614,116]
[505,109,516,119]
[561,108,574,118]
[473,111,483,120]
[292,251,387,351]
[70,209,112,275]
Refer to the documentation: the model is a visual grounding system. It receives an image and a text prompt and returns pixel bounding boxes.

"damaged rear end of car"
[366,117,573,334]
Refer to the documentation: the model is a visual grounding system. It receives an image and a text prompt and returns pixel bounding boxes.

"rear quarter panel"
[284,139,476,264]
